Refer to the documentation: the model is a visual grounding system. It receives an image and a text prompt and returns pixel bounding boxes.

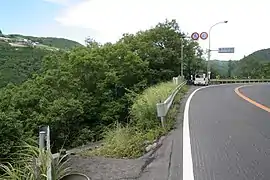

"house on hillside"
[15,38,34,46]
[0,37,10,42]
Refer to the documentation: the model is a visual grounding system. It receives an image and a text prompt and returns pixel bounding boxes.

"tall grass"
[0,141,71,180]
[84,81,188,158]
[130,82,177,130]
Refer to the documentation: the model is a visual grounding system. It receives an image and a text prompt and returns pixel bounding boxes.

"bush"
[0,110,24,159]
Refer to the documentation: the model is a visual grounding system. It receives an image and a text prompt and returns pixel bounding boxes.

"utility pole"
[181,39,184,78]
[180,35,191,78]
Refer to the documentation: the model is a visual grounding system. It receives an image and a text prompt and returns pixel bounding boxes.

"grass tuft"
[0,141,71,180]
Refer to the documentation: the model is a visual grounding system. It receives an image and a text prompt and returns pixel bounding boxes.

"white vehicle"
[193,73,209,86]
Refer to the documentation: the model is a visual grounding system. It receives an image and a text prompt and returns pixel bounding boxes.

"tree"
[228,60,232,78]
[85,36,100,48]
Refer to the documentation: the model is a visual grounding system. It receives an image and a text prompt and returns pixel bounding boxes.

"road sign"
[218,47,235,53]
[191,32,199,40]
[200,32,208,40]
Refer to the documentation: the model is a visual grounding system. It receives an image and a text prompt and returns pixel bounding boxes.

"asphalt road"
[240,84,270,108]
[189,84,270,180]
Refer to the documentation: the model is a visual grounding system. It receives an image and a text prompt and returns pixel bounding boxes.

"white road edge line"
[183,83,270,180]
[183,87,204,180]
[183,84,225,180]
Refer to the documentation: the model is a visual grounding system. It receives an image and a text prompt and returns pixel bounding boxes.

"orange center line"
[235,85,270,113]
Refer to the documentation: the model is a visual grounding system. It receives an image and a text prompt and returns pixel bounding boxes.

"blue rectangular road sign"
[218,47,235,53]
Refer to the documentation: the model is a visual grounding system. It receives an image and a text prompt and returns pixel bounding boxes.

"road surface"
[187,84,270,180]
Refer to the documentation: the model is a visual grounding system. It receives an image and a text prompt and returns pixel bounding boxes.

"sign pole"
[207,32,211,80]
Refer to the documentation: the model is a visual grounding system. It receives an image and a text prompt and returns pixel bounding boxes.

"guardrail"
[211,79,270,84]
[156,80,186,128]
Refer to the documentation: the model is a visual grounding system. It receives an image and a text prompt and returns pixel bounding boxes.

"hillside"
[234,48,270,78]
[0,33,83,88]
[209,60,239,78]
[0,41,53,88]
[209,60,229,78]
[5,34,83,50]
[211,48,270,79]
[240,48,270,63]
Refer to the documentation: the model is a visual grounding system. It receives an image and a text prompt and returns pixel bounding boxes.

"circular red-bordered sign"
[200,32,208,40]
[191,32,199,40]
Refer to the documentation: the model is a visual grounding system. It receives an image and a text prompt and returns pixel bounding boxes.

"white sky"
[51,0,270,60]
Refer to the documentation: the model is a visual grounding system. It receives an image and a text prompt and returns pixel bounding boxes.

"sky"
[1,0,269,60]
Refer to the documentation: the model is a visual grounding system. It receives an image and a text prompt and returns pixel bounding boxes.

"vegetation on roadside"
[0,19,204,160]
[0,141,70,180]
[84,82,188,158]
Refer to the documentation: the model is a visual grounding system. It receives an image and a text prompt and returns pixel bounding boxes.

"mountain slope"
[241,48,270,63]
[211,48,270,79]
[0,33,83,88]
[210,60,229,78]
[0,42,52,88]
[4,34,83,50]
[235,48,270,78]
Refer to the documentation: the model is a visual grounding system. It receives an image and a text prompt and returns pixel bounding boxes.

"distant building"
[0,37,10,42]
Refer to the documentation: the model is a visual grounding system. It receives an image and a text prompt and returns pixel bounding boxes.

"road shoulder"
[64,86,198,180]
[138,86,198,180]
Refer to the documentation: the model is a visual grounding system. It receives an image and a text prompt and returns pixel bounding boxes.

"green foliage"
[0,110,24,158]
[85,83,188,158]
[85,124,148,158]
[212,48,270,79]
[0,19,204,159]
[0,141,71,180]
[0,42,52,88]
[235,48,270,78]
[130,82,177,130]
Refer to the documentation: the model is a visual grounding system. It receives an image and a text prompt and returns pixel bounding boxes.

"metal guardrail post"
[173,75,183,85]
[39,129,46,149]
[156,102,166,128]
